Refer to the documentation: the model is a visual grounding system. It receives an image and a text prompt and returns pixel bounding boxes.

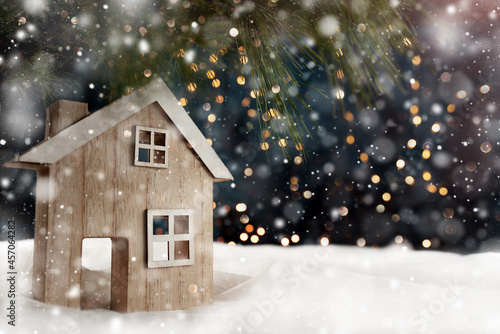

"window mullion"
[168,214,174,261]
[137,143,152,149]
[168,235,175,262]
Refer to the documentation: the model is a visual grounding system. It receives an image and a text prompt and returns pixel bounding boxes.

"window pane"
[174,215,189,234]
[153,241,168,261]
[153,216,169,235]
[153,150,165,164]
[154,132,166,146]
[138,130,151,144]
[174,240,189,260]
[138,148,150,162]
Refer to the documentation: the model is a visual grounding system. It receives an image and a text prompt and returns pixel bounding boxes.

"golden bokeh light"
[407,139,417,149]
[456,90,467,99]
[179,98,188,106]
[439,187,448,196]
[320,237,329,246]
[241,97,251,107]
[244,167,253,177]
[431,123,441,133]
[187,82,197,92]
[235,203,247,212]
[206,70,216,79]
[405,176,415,185]
[237,76,246,85]
[345,111,354,122]
[209,54,218,63]
[396,159,405,169]
[427,184,437,193]
[357,238,366,247]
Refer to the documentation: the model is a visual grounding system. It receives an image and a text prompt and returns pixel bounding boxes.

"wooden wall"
[39,102,213,312]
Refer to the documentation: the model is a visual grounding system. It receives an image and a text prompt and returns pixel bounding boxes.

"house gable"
[9,78,232,182]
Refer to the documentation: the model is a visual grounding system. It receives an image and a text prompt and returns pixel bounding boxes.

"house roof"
[8,78,233,182]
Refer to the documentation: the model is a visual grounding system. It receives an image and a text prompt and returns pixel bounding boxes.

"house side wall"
[44,149,85,308]
[32,166,49,302]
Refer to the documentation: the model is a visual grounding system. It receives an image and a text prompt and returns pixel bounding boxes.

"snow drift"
[1,239,499,334]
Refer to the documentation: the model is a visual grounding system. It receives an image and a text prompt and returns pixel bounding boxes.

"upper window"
[147,209,194,268]
[134,126,168,168]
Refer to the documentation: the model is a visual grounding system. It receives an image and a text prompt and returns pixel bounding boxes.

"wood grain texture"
[111,238,129,312]
[83,123,116,237]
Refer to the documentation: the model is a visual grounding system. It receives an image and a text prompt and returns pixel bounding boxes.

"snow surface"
[1,240,500,334]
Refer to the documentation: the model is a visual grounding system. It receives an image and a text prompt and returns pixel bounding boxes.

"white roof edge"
[14,78,233,182]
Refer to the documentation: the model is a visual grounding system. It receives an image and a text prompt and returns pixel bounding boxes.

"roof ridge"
[6,78,233,182]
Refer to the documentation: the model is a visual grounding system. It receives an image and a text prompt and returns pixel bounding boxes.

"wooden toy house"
[4,78,233,312]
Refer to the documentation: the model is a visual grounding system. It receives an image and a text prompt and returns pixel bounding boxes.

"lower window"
[147,209,194,268]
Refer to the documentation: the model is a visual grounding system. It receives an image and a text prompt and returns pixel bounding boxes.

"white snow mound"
[1,239,500,334]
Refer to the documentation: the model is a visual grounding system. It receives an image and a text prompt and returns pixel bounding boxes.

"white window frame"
[134,126,168,168]
[147,209,194,268]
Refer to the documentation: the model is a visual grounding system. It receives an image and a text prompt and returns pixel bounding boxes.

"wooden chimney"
[45,100,90,139]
